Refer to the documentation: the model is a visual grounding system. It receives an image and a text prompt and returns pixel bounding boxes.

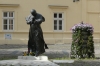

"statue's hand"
[34,19,41,24]
[34,20,37,24]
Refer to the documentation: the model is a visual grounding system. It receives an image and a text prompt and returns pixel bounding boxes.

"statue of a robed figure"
[25,9,48,56]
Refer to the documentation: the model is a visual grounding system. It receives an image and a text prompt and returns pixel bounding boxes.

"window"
[3,12,14,30]
[54,13,63,31]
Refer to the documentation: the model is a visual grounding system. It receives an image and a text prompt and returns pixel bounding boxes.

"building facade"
[0,0,100,44]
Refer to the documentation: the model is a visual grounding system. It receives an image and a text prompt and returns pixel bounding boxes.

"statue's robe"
[27,13,46,56]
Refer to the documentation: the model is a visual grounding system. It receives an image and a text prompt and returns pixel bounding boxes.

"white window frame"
[2,11,14,31]
[53,12,64,32]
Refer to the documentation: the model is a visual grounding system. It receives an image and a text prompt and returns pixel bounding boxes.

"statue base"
[0,56,59,66]
[18,56,48,61]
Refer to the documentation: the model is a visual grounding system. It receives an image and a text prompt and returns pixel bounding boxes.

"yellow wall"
[0,0,100,44]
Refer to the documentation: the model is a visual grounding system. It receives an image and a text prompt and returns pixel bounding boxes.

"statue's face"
[32,12,36,16]
[31,9,37,16]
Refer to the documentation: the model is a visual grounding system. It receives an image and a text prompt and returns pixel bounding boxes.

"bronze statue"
[26,9,48,56]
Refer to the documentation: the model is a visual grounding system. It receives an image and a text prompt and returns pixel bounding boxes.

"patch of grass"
[0,56,17,60]
[49,57,99,61]
[49,57,71,61]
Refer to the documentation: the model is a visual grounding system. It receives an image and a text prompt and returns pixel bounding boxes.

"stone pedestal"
[18,56,48,60]
[0,56,59,66]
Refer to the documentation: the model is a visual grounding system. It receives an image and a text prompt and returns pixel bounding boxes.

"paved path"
[0,43,100,66]
[0,43,100,59]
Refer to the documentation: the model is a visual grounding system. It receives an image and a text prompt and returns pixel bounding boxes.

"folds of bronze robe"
[27,13,48,56]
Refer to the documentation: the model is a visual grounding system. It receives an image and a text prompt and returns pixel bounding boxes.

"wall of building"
[0,0,100,44]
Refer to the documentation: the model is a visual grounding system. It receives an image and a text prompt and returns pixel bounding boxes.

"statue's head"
[30,9,37,16]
